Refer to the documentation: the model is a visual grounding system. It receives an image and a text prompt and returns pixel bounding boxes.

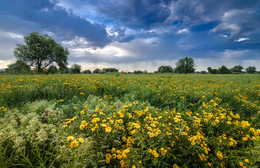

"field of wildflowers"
[0,74,259,167]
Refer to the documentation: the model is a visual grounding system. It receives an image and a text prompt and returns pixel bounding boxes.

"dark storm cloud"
[60,0,260,45]
[170,0,260,39]
[0,0,111,47]
[98,0,173,29]
[109,27,135,43]
[65,0,174,29]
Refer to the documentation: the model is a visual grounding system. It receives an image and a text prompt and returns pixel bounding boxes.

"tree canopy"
[47,65,58,74]
[14,32,69,73]
[231,65,243,74]
[69,64,81,74]
[82,70,92,74]
[246,66,256,74]
[158,65,173,73]
[218,65,231,74]
[175,57,195,74]
[207,67,219,74]
[5,61,31,74]
[102,68,118,73]
[93,68,101,74]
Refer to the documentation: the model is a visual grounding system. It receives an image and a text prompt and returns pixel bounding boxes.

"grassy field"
[0,74,259,167]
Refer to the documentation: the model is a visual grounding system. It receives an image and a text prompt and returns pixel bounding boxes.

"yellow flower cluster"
[67,136,84,148]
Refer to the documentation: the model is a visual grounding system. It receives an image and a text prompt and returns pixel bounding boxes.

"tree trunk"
[37,62,42,73]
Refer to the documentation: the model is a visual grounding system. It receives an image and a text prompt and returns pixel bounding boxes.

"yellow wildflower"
[173,164,179,168]
[67,136,74,141]
[217,151,223,160]
[70,140,79,148]
[105,127,112,133]
[78,138,84,143]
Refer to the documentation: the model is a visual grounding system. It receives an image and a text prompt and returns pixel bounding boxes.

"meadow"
[0,74,259,168]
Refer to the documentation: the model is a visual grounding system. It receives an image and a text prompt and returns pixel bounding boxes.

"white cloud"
[176,28,190,34]
[8,32,24,39]
[0,59,15,69]
[234,37,249,42]
[68,41,134,59]
[220,34,228,38]
[139,37,159,44]
[61,36,89,48]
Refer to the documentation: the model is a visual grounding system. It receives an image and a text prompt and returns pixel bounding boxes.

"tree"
[47,65,58,74]
[5,61,31,74]
[218,65,231,74]
[14,32,69,73]
[231,65,243,74]
[102,68,118,73]
[134,70,145,74]
[70,64,81,74]
[175,57,195,74]
[82,70,92,74]
[158,65,173,73]
[93,68,101,74]
[245,66,256,74]
[207,67,219,74]
[200,70,207,74]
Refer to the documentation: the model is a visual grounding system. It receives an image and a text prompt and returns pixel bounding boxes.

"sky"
[0,0,260,72]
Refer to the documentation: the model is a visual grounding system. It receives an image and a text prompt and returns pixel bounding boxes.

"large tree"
[175,57,195,74]
[14,32,69,73]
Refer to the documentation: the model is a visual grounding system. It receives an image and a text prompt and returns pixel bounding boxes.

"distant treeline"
[2,60,258,75]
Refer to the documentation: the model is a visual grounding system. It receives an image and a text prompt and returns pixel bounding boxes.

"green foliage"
[102,68,118,73]
[246,66,257,74]
[69,64,81,74]
[47,65,58,74]
[14,32,69,73]
[231,65,243,74]
[219,65,231,74]
[158,65,173,73]
[82,70,92,74]
[5,61,31,74]
[133,70,146,74]
[207,67,219,74]
[175,57,195,74]
[93,68,101,74]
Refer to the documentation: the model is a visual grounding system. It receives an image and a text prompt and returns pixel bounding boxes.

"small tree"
[200,70,207,74]
[231,65,243,74]
[134,70,145,74]
[102,68,118,73]
[219,65,231,74]
[93,68,101,74]
[158,65,173,73]
[82,70,92,74]
[70,64,81,74]
[5,61,31,74]
[14,32,69,73]
[207,67,219,74]
[245,66,256,74]
[175,57,195,74]
[47,65,58,74]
